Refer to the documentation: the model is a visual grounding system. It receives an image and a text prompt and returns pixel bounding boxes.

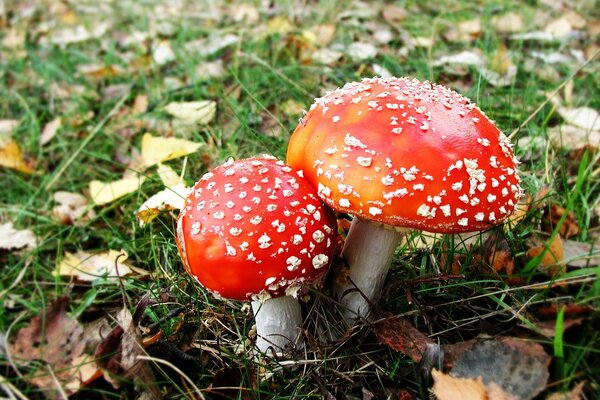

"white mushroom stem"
[251,296,303,355]
[334,217,404,326]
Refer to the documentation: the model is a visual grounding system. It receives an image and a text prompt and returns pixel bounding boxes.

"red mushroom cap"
[287,77,522,233]
[176,156,337,301]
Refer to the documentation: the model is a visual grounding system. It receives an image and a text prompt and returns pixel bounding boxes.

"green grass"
[1,0,599,398]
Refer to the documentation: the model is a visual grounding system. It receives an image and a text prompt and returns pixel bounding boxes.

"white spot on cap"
[339,198,351,207]
[265,277,276,286]
[230,227,242,236]
[286,256,302,271]
[332,115,340,123]
[381,175,394,186]
[475,212,484,221]
[191,222,201,235]
[344,133,367,149]
[258,234,272,249]
[440,204,451,217]
[250,216,263,225]
[457,218,468,226]
[369,207,383,216]
[487,194,497,203]
[417,204,436,218]
[213,211,225,219]
[357,156,372,167]
[313,230,325,243]
[324,146,338,155]
[292,234,303,245]
[312,254,329,269]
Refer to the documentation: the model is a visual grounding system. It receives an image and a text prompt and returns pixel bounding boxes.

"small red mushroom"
[176,155,337,354]
[287,77,522,325]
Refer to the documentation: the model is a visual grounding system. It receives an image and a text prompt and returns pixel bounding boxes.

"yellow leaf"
[0,138,33,174]
[140,133,203,168]
[163,100,216,125]
[431,370,487,400]
[137,183,191,225]
[156,163,182,187]
[89,176,145,206]
[54,250,146,281]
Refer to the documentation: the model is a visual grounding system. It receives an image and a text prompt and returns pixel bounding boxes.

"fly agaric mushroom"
[287,77,522,325]
[176,156,337,354]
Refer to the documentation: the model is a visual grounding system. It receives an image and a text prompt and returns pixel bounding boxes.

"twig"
[509,48,600,141]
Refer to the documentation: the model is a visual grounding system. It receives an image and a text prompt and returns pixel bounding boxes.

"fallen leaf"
[280,99,306,117]
[163,100,217,125]
[89,175,146,206]
[53,250,147,282]
[481,231,514,275]
[39,117,62,146]
[381,4,408,27]
[0,222,37,251]
[0,138,34,173]
[140,132,204,169]
[542,203,579,238]
[0,119,19,136]
[545,381,586,400]
[152,40,176,65]
[137,183,191,225]
[345,42,378,61]
[10,296,97,398]
[95,298,160,398]
[230,3,260,23]
[184,34,239,58]
[532,317,584,338]
[444,337,550,400]
[312,48,343,65]
[528,234,566,277]
[547,124,600,150]
[562,239,600,267]
[545,17,574,40]
[557,106,600,132]
[491,12,525,34]
[373,313,434,362]
[77,63,126,79]
[444,19,482,42]
[267,16,293,36]
[51,191,95,225]
[431,370,489,400]
[156,163,182,187]
[132,94,149,114]
[309,24,336,46]
[48,21,111,46]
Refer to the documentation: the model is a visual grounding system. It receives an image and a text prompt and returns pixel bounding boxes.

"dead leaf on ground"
[530,317,585,339]
[545,381,586,400]
[381,4,408,27]
[132,94,149,114]
[77,64,126,80]
[184,34,239,58]
[89,175,146,206]
[432,370,502,400]
[163,100,217,125]
[562,239,600,267]
[152,40,176,65]
[481,231,515,275]
[373,312,434,362]
[51,190,95,225]
[491,12,525,34]
[443,336,550,400]
[443,19,482,42]
[345,42,378,61]
[10,296,100,398]
[46,21,111,46]
[137,183,191,226]
[0,138,34,173]
[0,222,37,251]
[542,203,579,238]
[0,119,19,137]
[94,298,160,398]
[209,366,258,400]
[39,117,62,146]
[54,250,148,282]
[527,234,566,277]
[139,132,204,169]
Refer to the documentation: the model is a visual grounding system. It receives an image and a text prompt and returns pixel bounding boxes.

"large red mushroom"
[176,156,337,354]
[287,77,522,325]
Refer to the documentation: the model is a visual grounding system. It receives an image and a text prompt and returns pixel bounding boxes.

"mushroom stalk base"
[251,296,303,356]
[334,218,404,326]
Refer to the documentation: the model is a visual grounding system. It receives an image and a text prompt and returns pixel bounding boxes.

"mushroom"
[176,156,337,355]
[286,77,522,325]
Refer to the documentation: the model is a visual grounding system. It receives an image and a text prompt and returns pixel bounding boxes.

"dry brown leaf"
[444,19,482,42]
[381,4,408,26]
[132,94,149,114]
[89,175,146,206]
[53,250,147,282]
[0,222,37,251]
[139,132,204,169]
[51,191,95,225]
[445,337,550,400]
[546,381,586,400]
[482,231,514,275]
[489,43,514,76]
[545,17,574,39]
[532,317,584,338]
[542,203,579,238]
[77,63,126,79]
[557,106,600,132]
[48,21,111,46]
[39,117,62,146]
[373,313,434,362]
[307,24,336,46]
[562,239,600,267]
[10,296,97,398]
[527,234,565,277]
[0,138,34,173]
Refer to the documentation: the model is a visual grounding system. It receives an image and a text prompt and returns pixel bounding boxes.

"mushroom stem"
[251,296,303,355]
[334,217,404,326]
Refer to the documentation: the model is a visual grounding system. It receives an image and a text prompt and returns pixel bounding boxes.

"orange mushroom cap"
[176,156,337,301]
[287,77,522,233]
